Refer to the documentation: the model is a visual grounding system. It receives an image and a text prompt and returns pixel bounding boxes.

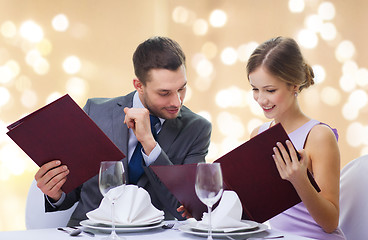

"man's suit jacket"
[45,91,212,226]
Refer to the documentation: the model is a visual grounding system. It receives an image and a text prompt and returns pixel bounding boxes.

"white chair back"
[339,154,368,239]
[25,180,78,229]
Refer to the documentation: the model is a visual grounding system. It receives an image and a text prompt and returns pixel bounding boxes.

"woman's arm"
[273,124,340,233]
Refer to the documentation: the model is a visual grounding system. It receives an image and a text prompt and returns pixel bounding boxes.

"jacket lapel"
[157,111,182,153]
[112,93,134,169]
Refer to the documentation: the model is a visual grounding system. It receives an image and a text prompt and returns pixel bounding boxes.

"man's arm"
[44,186,81,212]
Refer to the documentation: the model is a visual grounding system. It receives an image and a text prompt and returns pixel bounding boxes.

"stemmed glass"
[195,162,224,240]
[99,161,126,240]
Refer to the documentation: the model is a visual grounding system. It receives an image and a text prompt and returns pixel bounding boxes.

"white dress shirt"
[128,92,165,166]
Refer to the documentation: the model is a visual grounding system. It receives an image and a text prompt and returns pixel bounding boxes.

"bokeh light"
[33,57,50,75]
[342,60,358,75]
[46,92,63,104]
[288,0,305,13]
[312,65,326,84]
[346,122,367,147]
[335,40,356,63]
[355,68,368,87]
[37,39,53,56]
[348,90,368,110]
[215,86,247,108]
[342,102,359,120]
[172,6,190,24]
[221,47,237,65]
[320,22,337,41]
[0,144,28,177]
[297,29,318,49]
[66,77,88,99]
[192,19,208,35]
[237,42,258,62]
[321,87,341,106]
[339,74,356,92]
[217,111,244,137]
[318,1,336,20]
[1,21,17,38]
[305,14,323,32]
[19,20,44,43]
[0,87,10,107]
[52,14,69,32]
[20,89,38,109]
[0,60,20,84]
[63,55,81,74]
[193,54,214,78]
[209,10,227,27]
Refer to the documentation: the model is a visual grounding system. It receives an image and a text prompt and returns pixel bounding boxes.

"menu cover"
[150,123,320,223]
[7,94,125,193]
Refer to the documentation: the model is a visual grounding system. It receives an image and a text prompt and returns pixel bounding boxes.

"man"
[35,36,212,226]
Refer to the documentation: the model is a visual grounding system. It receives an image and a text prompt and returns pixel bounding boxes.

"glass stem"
[208,205,213,240]
[111,200,117,237]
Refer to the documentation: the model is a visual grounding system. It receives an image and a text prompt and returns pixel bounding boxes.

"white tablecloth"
[0,220,314,240]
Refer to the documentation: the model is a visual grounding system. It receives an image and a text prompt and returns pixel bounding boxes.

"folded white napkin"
[198,190,250,230]
[86,185,164,225]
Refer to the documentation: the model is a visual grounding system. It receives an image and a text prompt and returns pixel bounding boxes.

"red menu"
[7,94,125,193]
[150,123,320,223]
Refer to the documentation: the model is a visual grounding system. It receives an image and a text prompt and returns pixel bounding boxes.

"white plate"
[80,219,164,233]
[87,216,164,227]
[179,222,268,238]
[189,220,259,233]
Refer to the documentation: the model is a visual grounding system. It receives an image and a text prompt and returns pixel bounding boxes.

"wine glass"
[195,162,223,240]
[99,161,126,240]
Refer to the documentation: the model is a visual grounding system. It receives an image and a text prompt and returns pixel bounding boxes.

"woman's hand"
[272,140,309,186]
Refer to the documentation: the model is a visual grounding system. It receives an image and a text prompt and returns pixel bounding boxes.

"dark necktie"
[128,115,160,184]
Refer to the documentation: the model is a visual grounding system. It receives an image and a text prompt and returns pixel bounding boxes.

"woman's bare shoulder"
[308,124,337,144]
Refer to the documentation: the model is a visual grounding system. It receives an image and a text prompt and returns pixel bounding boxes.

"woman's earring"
[294,91,298,97]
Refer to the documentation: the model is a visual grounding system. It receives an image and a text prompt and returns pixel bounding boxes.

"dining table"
[0,220,314,240]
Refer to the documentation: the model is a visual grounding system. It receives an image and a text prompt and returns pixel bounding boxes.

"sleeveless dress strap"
[258,120,338,151]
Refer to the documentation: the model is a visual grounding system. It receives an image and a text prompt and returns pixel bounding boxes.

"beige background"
[0,0,367,231]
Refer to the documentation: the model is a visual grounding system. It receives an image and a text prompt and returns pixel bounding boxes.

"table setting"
[176,162,270,239]
[81,184,165,233]
[69,162,274,239]
[0,162,314,240]
[178,190,270,239]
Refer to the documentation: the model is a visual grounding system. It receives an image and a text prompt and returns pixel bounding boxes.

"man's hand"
[34,160,69,201]
[124,107,157,155]
[177,205,193,219]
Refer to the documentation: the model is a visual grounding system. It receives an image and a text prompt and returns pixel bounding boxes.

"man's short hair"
[133,36,186,85]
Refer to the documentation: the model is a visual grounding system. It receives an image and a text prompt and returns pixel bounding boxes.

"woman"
[247,36,345,239]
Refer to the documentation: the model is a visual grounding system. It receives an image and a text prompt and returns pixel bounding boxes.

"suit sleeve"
[45,186,82,212]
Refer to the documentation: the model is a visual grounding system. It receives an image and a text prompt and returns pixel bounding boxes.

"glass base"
[101,231,126,240]
[206,235,213,240]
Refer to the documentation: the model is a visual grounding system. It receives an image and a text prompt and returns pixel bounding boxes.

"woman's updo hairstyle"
[246,36,314,92]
